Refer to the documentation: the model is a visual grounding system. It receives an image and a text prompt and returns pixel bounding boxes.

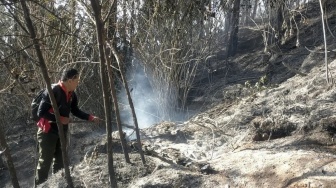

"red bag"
[37,118,51,133]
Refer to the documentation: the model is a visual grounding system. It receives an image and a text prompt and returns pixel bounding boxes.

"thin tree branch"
[20,0,74,187]
[78,0,96,24]
[102,0,116,24]
[0,43,34,61]
[319,0,330,83]
[0,0,29,34]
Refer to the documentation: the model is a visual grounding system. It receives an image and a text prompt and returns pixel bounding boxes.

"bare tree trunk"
[19,1,74,187]
[0,152,3,167]
[71,0,77,61]
[67,0,77,161]
[243,0,251,25]
[126,5,146,158]
[122,0,128,58]
[0,123,20,188]
[319,0,330,83]
[105,0,131,164]
[251,0,259,20]
[222,0,234,41]
[223,13,231,49]
[105,51,131,164]
[90,0,118,186]
[108,45,146,165]
[227,0,241,57]
[0,155,3,168]
[123,4,146,164]
[275,1,284,45]
[107,0,118,48]
[130,1,135,39]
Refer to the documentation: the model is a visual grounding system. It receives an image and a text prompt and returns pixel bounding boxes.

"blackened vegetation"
[317,117,336,138]
[252,120,297,142]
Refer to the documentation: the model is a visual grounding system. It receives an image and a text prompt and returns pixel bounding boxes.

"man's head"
[61,68,80,91]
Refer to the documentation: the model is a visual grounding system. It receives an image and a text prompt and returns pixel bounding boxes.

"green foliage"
[245,75,268,92]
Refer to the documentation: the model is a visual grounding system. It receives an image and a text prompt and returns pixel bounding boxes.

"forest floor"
[2,1,336,188]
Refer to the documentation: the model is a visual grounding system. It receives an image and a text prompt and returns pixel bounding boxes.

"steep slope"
[1,1,336,188]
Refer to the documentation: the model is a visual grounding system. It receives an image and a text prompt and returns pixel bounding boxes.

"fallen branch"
[143,147,177,166]
[282,61,307,76]
[204,117,218,161]
[305,46,336,54]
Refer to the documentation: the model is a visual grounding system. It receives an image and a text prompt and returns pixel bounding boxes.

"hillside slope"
[1,1,336,187]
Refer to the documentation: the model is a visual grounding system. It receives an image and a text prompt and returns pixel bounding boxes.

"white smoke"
[118,59,164,130]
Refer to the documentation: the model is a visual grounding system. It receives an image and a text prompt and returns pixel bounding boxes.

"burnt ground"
[2,1,336,187]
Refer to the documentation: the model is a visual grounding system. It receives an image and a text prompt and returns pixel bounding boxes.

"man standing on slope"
[35,68,99,186]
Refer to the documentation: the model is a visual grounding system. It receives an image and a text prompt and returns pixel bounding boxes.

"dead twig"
[319,0,330,83]
[305,46,336,53]
[282,61,307,76]
[204,117,217,161]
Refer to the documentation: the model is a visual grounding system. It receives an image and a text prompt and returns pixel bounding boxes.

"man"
[35,68,99,186]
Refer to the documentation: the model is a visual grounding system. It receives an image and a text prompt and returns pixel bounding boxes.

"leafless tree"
[0,121,20,188]
[133,0,221,118]
[318,0,330,83]
[19,0,74,187]
[227,0,241,57]
[103,1,145,162]
[89,0,121,186]
[251,0,259,20]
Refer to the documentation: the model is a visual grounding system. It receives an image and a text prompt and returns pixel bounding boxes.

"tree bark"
[19,1,73,187]
[251,0,259,20]
[105,0,131,164]
[0,123,20,188]
[71,0,77,61]
[319,0,330,83]
[275,1,284,45]
[105,47,131,164]
[109,45,146,165]
[90,0,118,187]
[243,0,251,25]
[125,4,145,162]
[227,0,241,57]
[0,154,3,168]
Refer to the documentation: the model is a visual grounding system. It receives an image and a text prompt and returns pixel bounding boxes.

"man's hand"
[60,116,70,124]
[91,116,100,124]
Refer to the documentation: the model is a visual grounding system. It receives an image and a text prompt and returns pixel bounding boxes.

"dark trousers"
[35,128,67,186]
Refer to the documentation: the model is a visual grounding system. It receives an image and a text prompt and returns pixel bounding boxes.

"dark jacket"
[37,83,91,134]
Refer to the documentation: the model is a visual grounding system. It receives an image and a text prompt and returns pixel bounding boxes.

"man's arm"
[70,93,92,120]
